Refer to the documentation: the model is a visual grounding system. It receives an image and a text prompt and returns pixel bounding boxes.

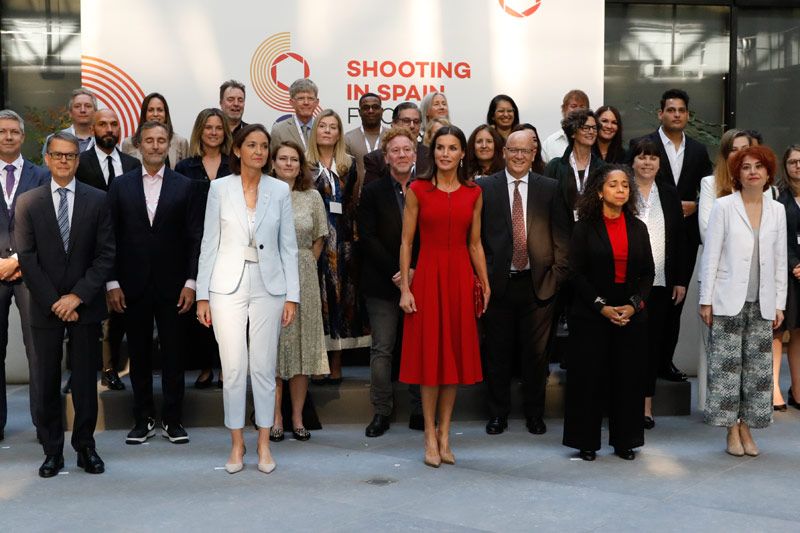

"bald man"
[75,109,140,390]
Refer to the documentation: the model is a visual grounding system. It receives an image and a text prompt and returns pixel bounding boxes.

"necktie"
[106,155,115,184]
[511,180,527,271]
[4,164,15,199]
[302,124,309,140]
[57,188,70,251]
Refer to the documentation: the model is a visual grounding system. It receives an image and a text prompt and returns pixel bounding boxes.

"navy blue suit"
[0,159,49,435]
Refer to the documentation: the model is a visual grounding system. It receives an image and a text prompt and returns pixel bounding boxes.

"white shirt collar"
[658,126,685,150]
[1,154,24,172]
[505,169,528,185]
[94,144,120,164]
[51,177,76,194]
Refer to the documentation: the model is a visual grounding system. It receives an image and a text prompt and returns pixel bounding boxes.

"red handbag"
[474,275,485,318]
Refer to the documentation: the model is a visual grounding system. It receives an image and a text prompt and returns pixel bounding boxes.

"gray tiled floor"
[1,378,799,532]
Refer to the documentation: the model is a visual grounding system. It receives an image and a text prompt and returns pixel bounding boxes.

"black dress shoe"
[614,448,636,460]
[788,388,800,410]
[526,417,547,435]
[578,450,596,461]
[194,371,214,389]
[644,416,655,430]
[365,414,390,437]
[77,448,105,474]
[485,417,508,435]
[408,414,425,431]
[101,369,125,390]
[39,454,64,478]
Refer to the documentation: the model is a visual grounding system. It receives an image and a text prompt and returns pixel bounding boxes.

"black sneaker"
[161,421,189,444]
[126,417,156,445]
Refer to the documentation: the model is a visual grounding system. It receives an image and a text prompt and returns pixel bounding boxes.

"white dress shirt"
[658,126,686,185]
[506,170,530,271]
[541,129,568,163]
[1,154,24,209]
[94,145,122,185]
[50,177,76,222]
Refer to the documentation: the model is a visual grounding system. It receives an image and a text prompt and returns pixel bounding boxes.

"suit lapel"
[732,192,752,230]
[497,174,513,237]
[40,187,65,252]
[132,174,151,229]
[525,173,537,238]
[10,162,36,219]
[254,176,270,232]
[67,183,89,255]
[151,170,174,230]
[88,151,104,187]
[653,132,675,185]
[227,175,250,236]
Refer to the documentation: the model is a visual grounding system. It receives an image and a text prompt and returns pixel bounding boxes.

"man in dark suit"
[75,108,140,391]
[0,109,50,442]
[363,102,431,186]
[15,131,115,477]
[629,88,712,382]
[358,127,422,437]
[478,129,570,436]
[106,121,202,445]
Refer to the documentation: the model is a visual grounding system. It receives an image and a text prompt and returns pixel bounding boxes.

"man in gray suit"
[269,78,319,154]
[345,93,387,184]
[0,109,50,442]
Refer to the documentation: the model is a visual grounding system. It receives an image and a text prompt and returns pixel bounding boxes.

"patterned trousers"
[705,301,773,428]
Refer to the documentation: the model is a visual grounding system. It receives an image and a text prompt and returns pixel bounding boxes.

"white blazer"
[196,174,300,302]
[698,174,775,244]
[699,191,787,319]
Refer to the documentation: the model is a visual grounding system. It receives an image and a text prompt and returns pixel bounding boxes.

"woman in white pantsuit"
[196,124,299,474]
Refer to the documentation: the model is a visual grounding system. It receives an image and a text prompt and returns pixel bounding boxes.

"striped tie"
[57,188,70,251]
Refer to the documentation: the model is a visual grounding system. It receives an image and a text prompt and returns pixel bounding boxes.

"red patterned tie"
[512,180,527,270]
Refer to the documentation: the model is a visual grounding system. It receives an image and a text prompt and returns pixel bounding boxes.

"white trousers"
[210,262,285,429]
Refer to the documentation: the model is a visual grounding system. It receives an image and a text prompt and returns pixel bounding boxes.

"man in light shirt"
[540,89,590,163]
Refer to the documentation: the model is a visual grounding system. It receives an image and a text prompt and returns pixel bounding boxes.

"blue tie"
[57,188,70,251]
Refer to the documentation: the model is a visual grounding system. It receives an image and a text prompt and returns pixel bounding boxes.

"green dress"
[276,189,330,378]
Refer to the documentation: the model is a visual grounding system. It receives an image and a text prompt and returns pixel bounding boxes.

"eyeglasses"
[292,96,317,104]
[788,159,800,167]
[505,148,533,156]
[396,118,421,126]
[48,151,79,161]
[578,125,599,132]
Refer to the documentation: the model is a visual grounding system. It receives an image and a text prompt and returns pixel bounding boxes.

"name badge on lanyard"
[321,161,343,215]
[362,126,381,153]
[569,151,590,195]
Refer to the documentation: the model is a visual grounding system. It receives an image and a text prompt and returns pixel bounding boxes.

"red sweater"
[604,214,628,283]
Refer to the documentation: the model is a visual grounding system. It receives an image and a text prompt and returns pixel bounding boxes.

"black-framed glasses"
[48,151,79,161]
[578,125,599,132]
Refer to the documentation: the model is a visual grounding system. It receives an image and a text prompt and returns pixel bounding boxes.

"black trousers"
[182,305,219,370]
[0,281,39,432]
[563,305,646,452]
[645,286,672,397]
[102,311,126,371]
[125,287,184,425]
[481,274,555,419]
[34,322,101,455]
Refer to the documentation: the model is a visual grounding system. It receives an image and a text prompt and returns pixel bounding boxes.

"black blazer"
[629,131,712,246]
[478,171,570,301]
[0,159,49,259]
[174,155,231,204]
[107,167,202,302]
[357,175,419,300]
[568,211,655,322]
[779,188,800,292]
[363,142,431,187]
[543,145,606,231]
[75,148,141,192]
[650,182,689,288]
[15,181,115,327]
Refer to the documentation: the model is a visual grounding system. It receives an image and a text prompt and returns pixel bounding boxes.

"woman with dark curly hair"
[594,105,626,163]
[562,164,654,462]
[465,125,505,180]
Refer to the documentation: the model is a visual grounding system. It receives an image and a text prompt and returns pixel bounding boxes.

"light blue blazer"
[196,174,300,302]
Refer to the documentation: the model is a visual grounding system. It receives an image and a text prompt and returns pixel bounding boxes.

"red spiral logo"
[81,56,146,140]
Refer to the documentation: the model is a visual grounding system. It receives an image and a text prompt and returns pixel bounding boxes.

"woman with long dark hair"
[465,125,504,180]
[121,92,189,168]
[594,105,626,163]
[563,165,654,461]
[486,94,520,140]
[399,125,490,468]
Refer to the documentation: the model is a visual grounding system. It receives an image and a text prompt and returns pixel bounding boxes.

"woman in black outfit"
[175,108,233,388]
[563,164,654,461]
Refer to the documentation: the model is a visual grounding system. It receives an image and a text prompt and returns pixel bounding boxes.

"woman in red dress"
[399,125,491,468]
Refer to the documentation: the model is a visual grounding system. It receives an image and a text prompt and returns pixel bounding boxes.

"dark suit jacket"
[478,171,570,301]
[15,181,115,327]
[107,167,202,302]
[75,148,141,192]
[651,182,689,288]
[778,188,800,301]
[543,145,606,232]
[174,155,231,205]
[629,131,712,246]
[0,159,49,259]
[363,142,431,186]
[568,212,655,322]
[357,175,419,300]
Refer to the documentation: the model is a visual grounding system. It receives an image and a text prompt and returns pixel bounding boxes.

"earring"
[459,159,464,168]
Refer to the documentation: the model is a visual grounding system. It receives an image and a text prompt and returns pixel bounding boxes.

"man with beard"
[75,108,140,390]
[345,93,388,184]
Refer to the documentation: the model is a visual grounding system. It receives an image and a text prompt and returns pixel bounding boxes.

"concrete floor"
[1,378,800,533]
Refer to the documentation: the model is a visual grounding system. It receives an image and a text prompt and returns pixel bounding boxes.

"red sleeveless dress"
[400,180,483,386]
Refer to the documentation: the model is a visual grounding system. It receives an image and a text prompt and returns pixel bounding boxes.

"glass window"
[605,4,730,150]
[736,7,800,156]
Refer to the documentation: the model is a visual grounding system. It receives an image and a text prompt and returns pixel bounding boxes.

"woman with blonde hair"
[422,117,450,147]
[307,109,371,385]
[419,92,449,137]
